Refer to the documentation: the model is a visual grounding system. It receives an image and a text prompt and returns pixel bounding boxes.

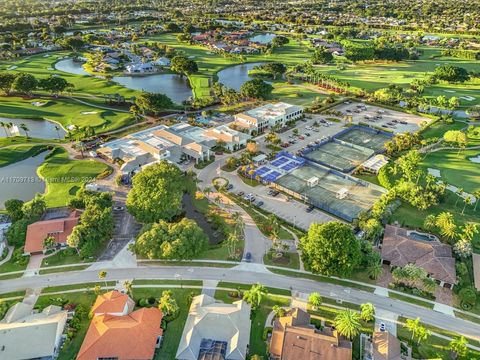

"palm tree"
[455,188,464,207]
[360,303,375,322]
[473,190,480,211]
[272,305,286,318]
[462,196,472,215]
[6,122,13,136]
[308,292,322,310]
[243,283,267,309]
[123,280,133,297]
[423,214,437,231]
[19,123,29,138]
[98,270,108,289]
[158,290,179,316]
[0,121,9,137]
[203,186,212,199]
[367,259,383,280]
[449,336,468,359]
[334,310,362,340]
[404,317,430,344]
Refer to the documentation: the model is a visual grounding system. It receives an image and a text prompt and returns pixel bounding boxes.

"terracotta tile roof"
[24,210,81,254]
[270,308,352,360]
[381,225,457,285]
[91,291,135,316]
[77,306,163,360]
[373,331,403,360]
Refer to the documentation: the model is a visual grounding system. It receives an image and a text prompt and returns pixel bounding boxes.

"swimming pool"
[407,230,438,242]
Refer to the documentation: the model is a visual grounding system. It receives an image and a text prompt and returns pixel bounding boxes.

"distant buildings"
[233,102,304,134]
[0,302,68,360]
[269,308,352,360]
[24,210,82,255]
[77,290,163,360]
[176,294,251,360]
[381,225,457,288]
[99,123,250,174]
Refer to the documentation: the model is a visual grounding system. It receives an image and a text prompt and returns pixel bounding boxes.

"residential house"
[269,308,352,360]
[24,210,82,255]
[0,302,68,360]
[381,225,457,288]
[176,294,251,360]
[77,290,163,360]
[233,103,304,134]
[372,331,409,360]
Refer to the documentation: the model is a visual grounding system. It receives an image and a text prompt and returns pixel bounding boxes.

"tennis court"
[303,141,374,172]
[274,164,385,221]
[335,127,392,152]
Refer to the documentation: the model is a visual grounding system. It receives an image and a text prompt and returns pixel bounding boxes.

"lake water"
[216,62,267,91]
[112,74,193,104]
[0,151,49,208]
[249,33,276,44]
[55,58,90,76]
[0,117,66,139]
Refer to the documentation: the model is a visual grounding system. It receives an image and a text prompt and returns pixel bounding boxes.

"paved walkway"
[23,254,44,277]
[0,246,14,266]
[202,280,218,297]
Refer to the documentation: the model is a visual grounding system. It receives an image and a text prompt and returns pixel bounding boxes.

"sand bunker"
[7,66,17,70]
[81,111,98,115]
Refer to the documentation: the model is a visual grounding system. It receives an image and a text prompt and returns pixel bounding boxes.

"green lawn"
[263,251,300,270]
[41,249,86,267]
[37,147,111,207]
[420,149,480,194]
[389,292,435,309]
[0,144,49,167]
[397,319,480,359]
[0,96,133,134]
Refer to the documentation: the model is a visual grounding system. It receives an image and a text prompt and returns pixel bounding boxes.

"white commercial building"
[234,102,304,133]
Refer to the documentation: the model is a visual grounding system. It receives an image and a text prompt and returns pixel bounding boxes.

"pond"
[112,74,192,104]
[54,58,90,76]
[249,33,276,44]
[0,117,66,139]
[216,62,267,91]
[399,101,468,118]
[0,151,49,208]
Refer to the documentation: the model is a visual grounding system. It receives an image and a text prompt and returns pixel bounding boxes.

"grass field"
[420,149,480,193]
[0,96,133,134]
[37,147,111,207]
[0,144,49,167]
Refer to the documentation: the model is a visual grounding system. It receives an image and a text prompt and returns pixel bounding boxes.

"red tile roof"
[77,300,163,360]
[91,291,135,316]
[24,210,81,254]
[381,225,457,285]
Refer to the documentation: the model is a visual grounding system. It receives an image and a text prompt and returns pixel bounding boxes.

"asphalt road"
[2,266,479,341]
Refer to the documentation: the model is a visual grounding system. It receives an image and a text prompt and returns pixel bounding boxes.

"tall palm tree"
[19,123,29,138]
[473,190,480,211]
[454,188,464,207]
[334,310,362,340]
[404,317,430,344]
[0,121,9,137]
[242,283,267,309]
[462,196,472,215]
[98,270,108,289]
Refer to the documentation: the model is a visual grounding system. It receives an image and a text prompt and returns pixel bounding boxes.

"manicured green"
[37,147,111,207]
[263,252,300,270]
[389,292,435,309]
[41,250,86,267]
[0,144,49,167]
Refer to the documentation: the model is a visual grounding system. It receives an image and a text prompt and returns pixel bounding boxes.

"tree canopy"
[133,218,208,260]
[240,78,273,99]
[135,92,174,115]
[126,161,185,223]
[300,221,361,276]
[433,65,470,83]
[171,55,198,76]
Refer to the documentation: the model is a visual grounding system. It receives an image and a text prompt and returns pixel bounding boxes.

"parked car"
[305,132,311,137]
[245,252,252,262]
[238,191,244,196]
[306,205,314,213]
[257,201,264,207]
[113,206,125,211]
[299,136,305,140]
[379,322,386,332]
[227,184,233,190]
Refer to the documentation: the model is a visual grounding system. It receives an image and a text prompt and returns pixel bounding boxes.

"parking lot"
[223,174,336,230]
[258,115,345,155]
[334,101,431,133]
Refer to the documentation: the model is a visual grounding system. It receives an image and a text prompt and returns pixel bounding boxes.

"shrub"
[262,327,273,340]
[458,287,477,306]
